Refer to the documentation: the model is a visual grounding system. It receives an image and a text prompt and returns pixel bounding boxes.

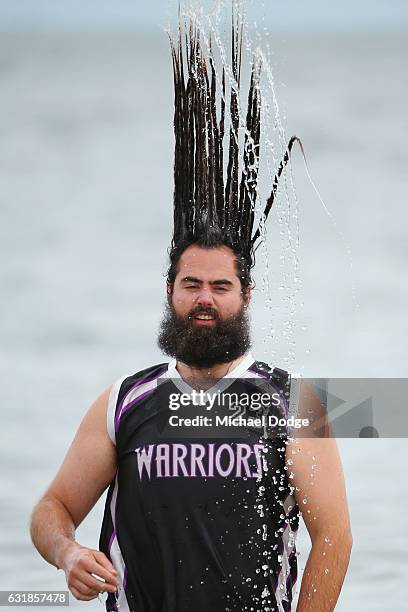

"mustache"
[187,306,219,320]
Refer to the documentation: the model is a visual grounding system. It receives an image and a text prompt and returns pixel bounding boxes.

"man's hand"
[30,385,119,597]
[61,542,119,601]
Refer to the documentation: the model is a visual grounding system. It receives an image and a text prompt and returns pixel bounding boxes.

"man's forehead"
[177,245,238,278]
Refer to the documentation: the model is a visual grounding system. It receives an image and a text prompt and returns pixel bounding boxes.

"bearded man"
[29,11,352,612]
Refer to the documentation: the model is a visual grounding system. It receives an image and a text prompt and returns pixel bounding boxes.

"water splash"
[168,0,357,372]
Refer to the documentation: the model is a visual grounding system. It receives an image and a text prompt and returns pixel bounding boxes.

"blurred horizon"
[1,0,408,32]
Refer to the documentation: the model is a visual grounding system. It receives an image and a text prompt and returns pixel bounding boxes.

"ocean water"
[0,31,407,610]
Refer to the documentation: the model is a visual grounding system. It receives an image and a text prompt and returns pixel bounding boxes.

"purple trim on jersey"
[115,387,157,432]
[271,562,279,606]
[105,482,116,563]
[109,475,119,556]
[247,365,269,379]
[108,529,115,552]
[275,523,299,609]
[288,503,300,523]
[109,520,119,611]
[115,369,166,432]
[108,474,129,611]
[285,549,298,607]
[272,524,286,607]
[287,549,298,586]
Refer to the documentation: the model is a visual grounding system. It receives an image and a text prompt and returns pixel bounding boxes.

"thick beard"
[157,301,251,369]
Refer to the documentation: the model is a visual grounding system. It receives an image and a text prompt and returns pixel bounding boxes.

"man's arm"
[29,385,119,601]
[287,382,353,611]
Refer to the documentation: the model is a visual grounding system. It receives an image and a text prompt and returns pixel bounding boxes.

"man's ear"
[243,286,252,306]
[166,280,173,298]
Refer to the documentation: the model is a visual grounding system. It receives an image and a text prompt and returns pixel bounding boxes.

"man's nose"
[195,287,215,306]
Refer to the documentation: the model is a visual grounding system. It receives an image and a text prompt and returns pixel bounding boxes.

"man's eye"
[215,286,228,291]
[185,285,199,289]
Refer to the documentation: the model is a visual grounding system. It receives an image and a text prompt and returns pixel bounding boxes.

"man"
[30,13,352,612]
[29,237,352,611]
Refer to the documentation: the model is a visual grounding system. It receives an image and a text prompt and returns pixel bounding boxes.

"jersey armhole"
[107,375,130,446]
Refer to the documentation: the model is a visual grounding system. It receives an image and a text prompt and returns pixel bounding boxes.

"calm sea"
[0,31,407,610]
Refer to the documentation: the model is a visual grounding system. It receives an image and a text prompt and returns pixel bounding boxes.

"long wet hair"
[168,9,301,288]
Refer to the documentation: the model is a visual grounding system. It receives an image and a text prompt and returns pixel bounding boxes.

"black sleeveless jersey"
[99,353,300,612]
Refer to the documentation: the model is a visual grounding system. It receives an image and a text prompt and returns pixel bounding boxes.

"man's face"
[169,244,250,322]
[157,245,252,368]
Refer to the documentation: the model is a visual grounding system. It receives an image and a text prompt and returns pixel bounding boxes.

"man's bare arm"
[288,383,353,611]
[29,385,119,601]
